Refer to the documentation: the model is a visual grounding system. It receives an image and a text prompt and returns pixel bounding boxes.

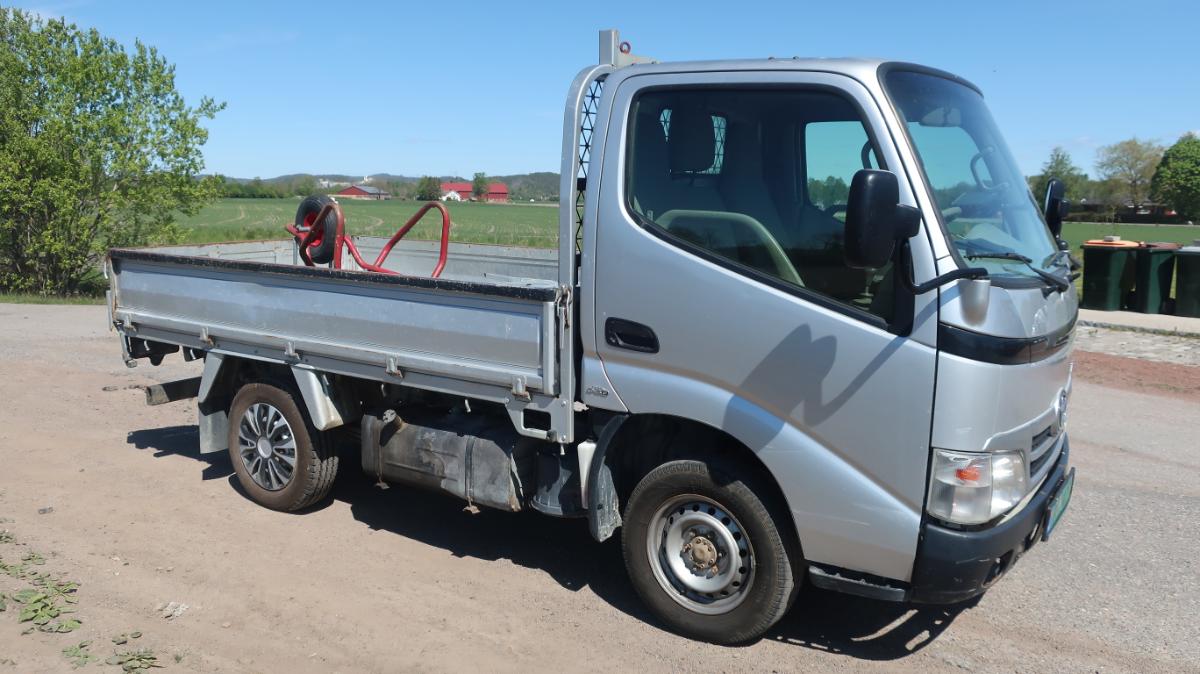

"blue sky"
[13,0,1197,180]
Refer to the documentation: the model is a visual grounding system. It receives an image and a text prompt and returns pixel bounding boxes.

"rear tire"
[294,194,337,264]
[227,382,339,511]
[621,454,801,644]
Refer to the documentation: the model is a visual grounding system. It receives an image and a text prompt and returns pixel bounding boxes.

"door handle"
[605,318,659,353]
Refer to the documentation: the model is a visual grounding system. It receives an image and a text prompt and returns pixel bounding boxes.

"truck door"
[585,71,941,582]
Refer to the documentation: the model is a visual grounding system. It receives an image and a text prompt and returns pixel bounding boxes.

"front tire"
[621,456,800,644]
[227,382,339,512]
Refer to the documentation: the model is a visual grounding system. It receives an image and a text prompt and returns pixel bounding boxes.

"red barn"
[439,182,472,201]
[334,184,388,200]
[483,183,509,203]
[439,181,509,203]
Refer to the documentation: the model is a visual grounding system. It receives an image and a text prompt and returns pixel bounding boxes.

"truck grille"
[1029,425,1058,481]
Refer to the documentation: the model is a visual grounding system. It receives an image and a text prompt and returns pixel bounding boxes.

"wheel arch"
[586,412,800,557]
[196,355,360,453]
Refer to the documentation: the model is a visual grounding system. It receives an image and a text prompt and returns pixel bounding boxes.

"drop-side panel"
[108,250,559,394]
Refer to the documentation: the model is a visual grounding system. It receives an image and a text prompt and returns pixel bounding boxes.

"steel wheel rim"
[645,494,755,615]
[237,402,297,491]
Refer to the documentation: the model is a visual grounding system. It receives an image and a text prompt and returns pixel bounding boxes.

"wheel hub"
[255,436,273,460]
[647,495,755,615]
[683,535,719,572]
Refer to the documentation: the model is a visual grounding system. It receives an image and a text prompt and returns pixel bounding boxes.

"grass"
[179,198,1199,251]
[1060,221,1199,250]
[6,198,1198,305]
[1059,222,1199,297]
[0,293,104,305]
[176,198,560,248]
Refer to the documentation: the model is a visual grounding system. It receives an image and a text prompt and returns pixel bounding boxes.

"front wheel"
[621,457,801,644]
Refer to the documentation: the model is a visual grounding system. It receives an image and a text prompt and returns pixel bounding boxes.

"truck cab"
[107,30,1076,645]
[565,34,1075,635]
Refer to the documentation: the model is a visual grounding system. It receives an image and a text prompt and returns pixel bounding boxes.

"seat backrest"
[630,108,672,220]
[664,107,726,212]
[718,120,789,246]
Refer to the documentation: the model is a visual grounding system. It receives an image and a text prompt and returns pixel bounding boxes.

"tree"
[1095,138,1164,209]
[415,176,442,201]
[472,172,488,200]
[1030,147,1089,205]
[805,176,849,209]
[1151,133,1200,220]
[0,9,223,295]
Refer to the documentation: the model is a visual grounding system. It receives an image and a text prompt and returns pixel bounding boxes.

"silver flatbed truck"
[107,30,1077,643]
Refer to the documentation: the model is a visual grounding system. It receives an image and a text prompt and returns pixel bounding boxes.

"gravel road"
[0,304,1196,673]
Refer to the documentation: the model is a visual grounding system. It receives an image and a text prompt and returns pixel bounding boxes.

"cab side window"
[626,89,895,321]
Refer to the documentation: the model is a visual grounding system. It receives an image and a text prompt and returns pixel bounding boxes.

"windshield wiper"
[966,252,1072,293]
[966,251,1032,263]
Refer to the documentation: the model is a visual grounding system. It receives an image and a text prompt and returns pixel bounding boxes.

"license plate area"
[1042,467,1075,541]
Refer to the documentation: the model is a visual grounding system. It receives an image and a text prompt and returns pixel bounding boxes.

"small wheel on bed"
[294,194,338,265]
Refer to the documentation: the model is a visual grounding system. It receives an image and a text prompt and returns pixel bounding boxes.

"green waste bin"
[1176,241,1200,318]
[1081,238,1138,311]
[1131,242,1181,314]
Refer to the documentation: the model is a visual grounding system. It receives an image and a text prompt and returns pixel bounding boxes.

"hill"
[218,172,560,202]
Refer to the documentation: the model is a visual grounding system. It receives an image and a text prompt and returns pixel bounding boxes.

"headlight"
[928,449,1028,525]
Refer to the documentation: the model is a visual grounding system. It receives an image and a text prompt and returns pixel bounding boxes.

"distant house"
[334,184,389,200]
[440,182,469,201]
[439,181,509,203]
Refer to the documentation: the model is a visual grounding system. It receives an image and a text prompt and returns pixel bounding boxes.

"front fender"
[599,360,922,582]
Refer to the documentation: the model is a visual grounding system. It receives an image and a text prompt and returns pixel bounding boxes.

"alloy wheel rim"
[237,402,297,491]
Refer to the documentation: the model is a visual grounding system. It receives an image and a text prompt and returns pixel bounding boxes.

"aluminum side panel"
[112,257,552,391]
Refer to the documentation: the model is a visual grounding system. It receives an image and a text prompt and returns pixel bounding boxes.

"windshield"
[884,70,1061,280]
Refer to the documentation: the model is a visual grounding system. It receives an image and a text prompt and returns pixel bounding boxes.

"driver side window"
[626,88,896,322]
[805,121,876,212]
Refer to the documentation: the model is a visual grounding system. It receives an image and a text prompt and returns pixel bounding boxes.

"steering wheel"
[657,209,804,287]
[860,141,877,169]
[968,147,1008,192]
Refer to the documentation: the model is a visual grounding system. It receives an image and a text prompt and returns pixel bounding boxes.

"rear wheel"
[227,382,339,511]
[294,194,337,264]
[621,455,800,644]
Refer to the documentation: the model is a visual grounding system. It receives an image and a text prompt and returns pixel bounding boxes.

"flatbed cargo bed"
[106,238,568,439]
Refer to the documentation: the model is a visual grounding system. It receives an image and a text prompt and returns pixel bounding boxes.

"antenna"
[599,29,656,67]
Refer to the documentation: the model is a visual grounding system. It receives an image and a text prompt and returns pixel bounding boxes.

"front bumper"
[908,437,1072,604]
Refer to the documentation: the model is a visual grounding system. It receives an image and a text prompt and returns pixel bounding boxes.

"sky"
[11,0,1198,180]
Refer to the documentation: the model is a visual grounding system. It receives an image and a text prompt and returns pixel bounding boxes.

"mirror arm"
[900,242,988,294]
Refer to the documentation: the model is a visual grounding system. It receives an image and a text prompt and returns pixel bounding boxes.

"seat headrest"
[668,108,715,174]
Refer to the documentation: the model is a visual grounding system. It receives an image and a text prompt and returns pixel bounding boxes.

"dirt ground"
[0,305,1197,673]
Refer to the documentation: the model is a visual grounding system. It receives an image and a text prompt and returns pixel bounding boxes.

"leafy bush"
[0,8,222,295]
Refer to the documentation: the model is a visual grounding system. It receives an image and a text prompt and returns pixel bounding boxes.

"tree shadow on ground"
[127,423,972,660]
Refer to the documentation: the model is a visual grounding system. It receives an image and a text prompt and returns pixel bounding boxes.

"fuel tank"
[360,406,538,512]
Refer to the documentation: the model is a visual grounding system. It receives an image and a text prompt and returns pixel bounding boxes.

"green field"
[0,292,104,305]
[177,198,1200,296]
[1060,221,1199,250]
[181,198,1199,250]
[176,198,560,247]
[1060,222,1198,296]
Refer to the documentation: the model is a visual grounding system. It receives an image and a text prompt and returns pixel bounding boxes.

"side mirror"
[844,169,921,269]
[1043,178,1070,237]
